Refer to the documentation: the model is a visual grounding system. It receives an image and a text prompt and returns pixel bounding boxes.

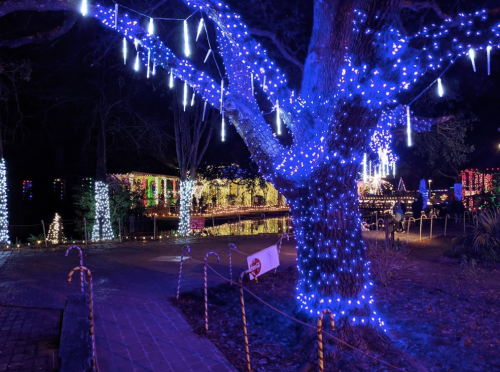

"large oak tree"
[2,0,500,368]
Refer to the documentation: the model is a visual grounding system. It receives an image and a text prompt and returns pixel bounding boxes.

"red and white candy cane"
[176,245,191,300]
[204,252,220,331]
[68,266,98,372]
[65,246,84,293]
[317,309,335,372]
[228,243,237,284]
[239,270,252,372]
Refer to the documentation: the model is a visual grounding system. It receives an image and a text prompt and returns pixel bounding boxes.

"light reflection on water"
[203,216,292,236]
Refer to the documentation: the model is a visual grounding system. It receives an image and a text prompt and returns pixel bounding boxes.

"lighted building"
[461,168,499,210]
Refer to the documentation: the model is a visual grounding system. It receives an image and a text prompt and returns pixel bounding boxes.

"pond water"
[164,216,293,237]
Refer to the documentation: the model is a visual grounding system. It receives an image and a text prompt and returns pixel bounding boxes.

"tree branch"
[249,28,304,72]
[401,1,450,19]
[0,0,76,18]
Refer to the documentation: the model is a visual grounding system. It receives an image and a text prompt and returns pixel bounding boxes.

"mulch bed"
[174,236,500,371]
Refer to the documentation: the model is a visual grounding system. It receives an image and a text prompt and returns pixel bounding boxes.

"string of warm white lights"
[91,181,115,242]
[0,159,10,245]
[178,180,194,236]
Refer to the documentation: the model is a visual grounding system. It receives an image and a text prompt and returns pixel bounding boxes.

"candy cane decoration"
[65,246,84,293]
[239,270,252,372]
[430,215,437,239]
[228,243,237,284]
[204,252,220,331]
[317,309,335,372]
[176,245,191,300]
[68,266,98,372]
[406,217,415,244]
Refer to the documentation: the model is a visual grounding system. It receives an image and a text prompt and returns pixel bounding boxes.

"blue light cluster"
[87,1,500,327]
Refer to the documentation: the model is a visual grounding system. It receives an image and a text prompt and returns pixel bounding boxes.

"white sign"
[247,245,280,279]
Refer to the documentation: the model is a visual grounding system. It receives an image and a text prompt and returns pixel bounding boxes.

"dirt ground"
[174,236,500,372]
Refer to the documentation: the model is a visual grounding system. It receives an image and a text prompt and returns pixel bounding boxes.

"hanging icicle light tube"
[196,18,204,41]
[184,20,190,57]
[470,48,477,72]
[148,17,154,35]
[437,78,444,97]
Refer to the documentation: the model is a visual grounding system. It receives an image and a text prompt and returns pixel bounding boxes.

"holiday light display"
[91,181,114,242]
[0,159,10,245]
[178,179,194,236]
[47,213,66,244]
[85,0,500,328]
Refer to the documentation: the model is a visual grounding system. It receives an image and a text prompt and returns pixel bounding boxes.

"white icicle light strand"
[488,45,492,76]
[114,3,118,29]
[204,49,211,63]
[184,80,188,112]
[221,114,225,142]
[196,18,204,42]
[184,20,190,57]
[406,105,412,147]
[148,17,154,35]
[202,101,207,121]
[123,37,127,65]
[191,93,195,106]
[134,52,139,71]
[169,69,174,88]
[276,99,281,135]
[470,48,476,72]
[437,78,444,97]
[80,0,88,16]
[147,49,151,78]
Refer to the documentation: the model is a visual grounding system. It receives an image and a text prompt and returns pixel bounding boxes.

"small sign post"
[246,245,280,280]
[190,218,205,230]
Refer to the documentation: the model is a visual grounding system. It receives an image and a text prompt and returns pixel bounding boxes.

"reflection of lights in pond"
[205,217,292,236]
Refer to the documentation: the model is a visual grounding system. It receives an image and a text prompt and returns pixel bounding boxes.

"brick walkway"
[96,301,235,372]
[0,306,61,372]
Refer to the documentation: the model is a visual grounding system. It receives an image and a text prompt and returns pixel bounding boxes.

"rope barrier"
[187,253,406,372]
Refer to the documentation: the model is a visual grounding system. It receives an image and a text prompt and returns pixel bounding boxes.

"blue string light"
[86,0,500,328]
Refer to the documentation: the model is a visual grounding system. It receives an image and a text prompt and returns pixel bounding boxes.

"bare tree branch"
[249,28,304,72]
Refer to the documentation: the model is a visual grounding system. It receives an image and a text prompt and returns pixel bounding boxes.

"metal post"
[84,218,88,245]
[419,217,423,242]
[463,212,466,233]
[444,214,448,237]
[99,217,103,242]
[117,218,122,242]
[153,215,157,240]
[41,220,48,248]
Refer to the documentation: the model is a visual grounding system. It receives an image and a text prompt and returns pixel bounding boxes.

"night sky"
[1,0,500,224]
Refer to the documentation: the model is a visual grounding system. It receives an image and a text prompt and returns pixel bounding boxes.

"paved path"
[0,236,292,372]
[0,221,469,372]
